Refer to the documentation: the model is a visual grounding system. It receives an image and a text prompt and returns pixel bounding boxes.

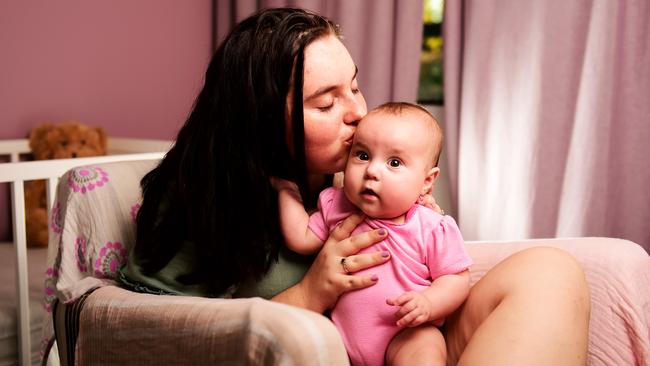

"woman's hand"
[272,213,390,313]
[421,192,444,215]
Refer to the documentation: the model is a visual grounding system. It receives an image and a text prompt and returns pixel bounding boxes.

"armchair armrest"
[43,159,348,365]
[72,286,349,365]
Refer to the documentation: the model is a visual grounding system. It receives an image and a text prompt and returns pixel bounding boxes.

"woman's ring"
[340,257,351,274]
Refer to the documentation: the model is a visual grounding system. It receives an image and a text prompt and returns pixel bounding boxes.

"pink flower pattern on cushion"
[130,203,141,222]
[50,202,62,233]
[68,166,109,193]
[43,243,62,313]
[75,236,88,273]
[43,267,58,313]
[94,241,128,278]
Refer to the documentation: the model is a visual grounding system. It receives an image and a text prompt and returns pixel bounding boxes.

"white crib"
[0,138,170,366]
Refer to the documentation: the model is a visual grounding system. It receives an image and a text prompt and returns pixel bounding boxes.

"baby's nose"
[364,163,380,180]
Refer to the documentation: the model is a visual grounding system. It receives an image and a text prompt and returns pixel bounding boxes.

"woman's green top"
[118,240,313,299]
[118,176,335,299]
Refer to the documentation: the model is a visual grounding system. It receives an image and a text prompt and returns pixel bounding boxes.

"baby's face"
[343,110,437,220]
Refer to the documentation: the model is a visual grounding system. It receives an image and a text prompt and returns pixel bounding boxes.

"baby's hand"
[386,291,433,327]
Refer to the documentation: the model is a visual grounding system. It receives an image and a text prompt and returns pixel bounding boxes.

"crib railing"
[0,138,170,366]
[0,137,172,162]
[0,139,32,163]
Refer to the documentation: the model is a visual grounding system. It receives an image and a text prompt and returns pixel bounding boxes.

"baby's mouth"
[360,188,379,200]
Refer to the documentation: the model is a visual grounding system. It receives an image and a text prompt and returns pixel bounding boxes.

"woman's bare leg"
[445,247,590,365]
[386,325,446,366]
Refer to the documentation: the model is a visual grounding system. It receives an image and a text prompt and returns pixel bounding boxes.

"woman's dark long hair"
[133,8,340,296]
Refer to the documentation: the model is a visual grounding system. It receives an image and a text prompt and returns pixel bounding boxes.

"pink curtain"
[444,0,650,251]
[213,0,423,109]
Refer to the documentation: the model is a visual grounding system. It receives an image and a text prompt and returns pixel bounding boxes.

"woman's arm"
[272,213,391,313]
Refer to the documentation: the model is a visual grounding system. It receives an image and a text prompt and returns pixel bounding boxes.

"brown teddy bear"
[24,121,107,247]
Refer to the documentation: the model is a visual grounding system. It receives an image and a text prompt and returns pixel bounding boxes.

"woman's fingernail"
[381,251,390,258]
[378,228,386,236]
[371,274,379,281]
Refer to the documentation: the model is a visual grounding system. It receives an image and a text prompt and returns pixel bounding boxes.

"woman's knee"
[497,246,591,316]
[468,246,590,320]
[512,247,588,289]
[445,247,591,363]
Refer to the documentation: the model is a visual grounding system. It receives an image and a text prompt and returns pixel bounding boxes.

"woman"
[119,8,590,365]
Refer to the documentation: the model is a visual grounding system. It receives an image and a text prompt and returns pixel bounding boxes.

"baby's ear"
[420,167,440,195]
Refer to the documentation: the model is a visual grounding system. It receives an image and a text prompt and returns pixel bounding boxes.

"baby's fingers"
[386,292,413,307]
[397,313,428,328]
[392,299,418,321]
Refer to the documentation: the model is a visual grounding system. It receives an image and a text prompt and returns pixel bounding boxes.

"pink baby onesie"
[309,187,473,366]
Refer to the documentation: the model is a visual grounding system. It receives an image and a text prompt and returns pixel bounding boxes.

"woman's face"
[287,35,367,174]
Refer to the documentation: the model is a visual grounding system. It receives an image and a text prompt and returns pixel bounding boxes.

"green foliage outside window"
[418,0,444,104]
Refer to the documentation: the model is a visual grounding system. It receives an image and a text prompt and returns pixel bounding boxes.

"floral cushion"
[41,159,159,354]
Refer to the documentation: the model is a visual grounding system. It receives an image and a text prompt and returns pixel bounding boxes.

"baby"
[276,102,472,365]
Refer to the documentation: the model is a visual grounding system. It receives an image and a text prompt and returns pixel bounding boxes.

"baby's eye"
[80,139,86,145]
[388,159,401,167]
[61,141,68,147]
[356,151,369,161]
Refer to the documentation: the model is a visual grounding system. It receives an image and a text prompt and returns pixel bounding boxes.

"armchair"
[43,160,649,365]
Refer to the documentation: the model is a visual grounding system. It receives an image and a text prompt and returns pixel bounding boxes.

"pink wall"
[0,1,212,241]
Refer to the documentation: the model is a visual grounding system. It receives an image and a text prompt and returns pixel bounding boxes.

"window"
[418,0,444,105]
